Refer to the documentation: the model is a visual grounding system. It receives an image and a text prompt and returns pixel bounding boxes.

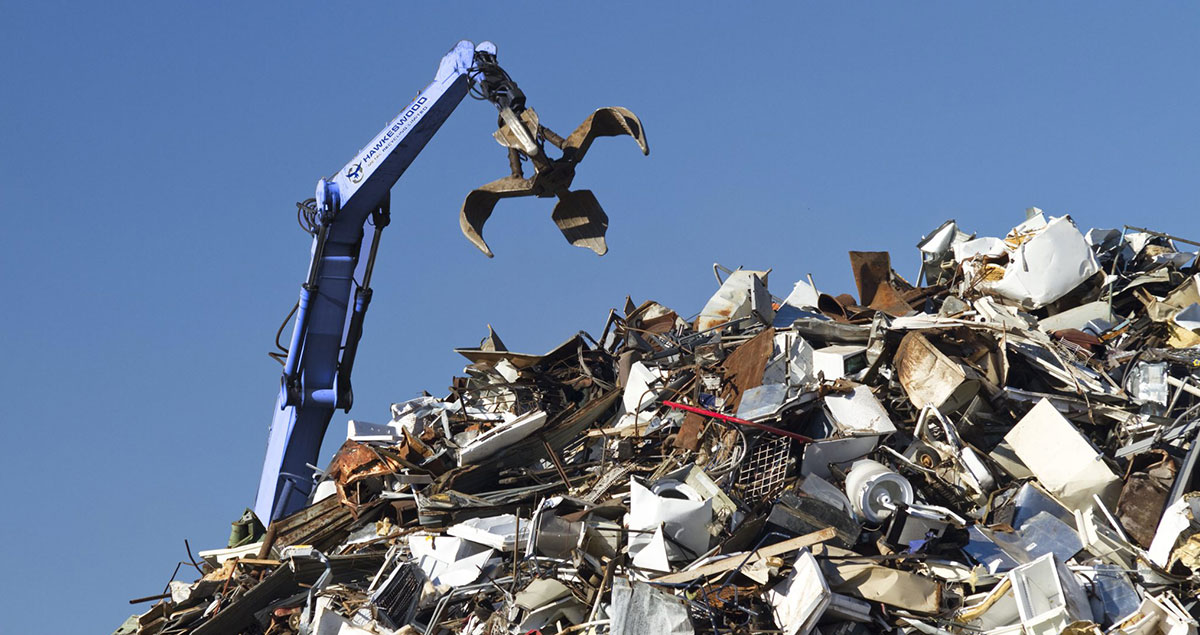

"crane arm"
[254,41,495,522]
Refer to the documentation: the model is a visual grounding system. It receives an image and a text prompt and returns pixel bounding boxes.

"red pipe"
[662,400,814,443]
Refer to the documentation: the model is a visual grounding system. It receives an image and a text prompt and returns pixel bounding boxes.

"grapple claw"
[552,190,609,256]
[459,176,534,258]
[563,107,649,160]
[460,106,646,257]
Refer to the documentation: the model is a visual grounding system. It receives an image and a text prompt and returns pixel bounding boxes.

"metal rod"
[257,523,279,560]
[129,592,172,604]
[662,400,814,443]
[542,438,572,490]
[1124,225,1200,248]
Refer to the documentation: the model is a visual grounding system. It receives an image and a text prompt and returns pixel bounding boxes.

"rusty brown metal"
[868,283,915,317]
[849,251,913,317]
[1052,328,1104,353]
[325,440,404,515]
[673,412,705,451]
[719,327,775,412]
[850,251,890,307]
[255,523,278,560]
[817,293,852,322]
[894,330,982,413]
[541,437,573,488]
[1117,449,1177,548]
[817,292,878,323]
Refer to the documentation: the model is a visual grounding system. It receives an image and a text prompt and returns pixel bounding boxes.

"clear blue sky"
[3,3,1197,632]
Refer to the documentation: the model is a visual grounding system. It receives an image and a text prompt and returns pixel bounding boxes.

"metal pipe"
[1167,375,1200,399]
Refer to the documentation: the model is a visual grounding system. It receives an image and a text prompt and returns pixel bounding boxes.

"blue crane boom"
[254,40,647,522]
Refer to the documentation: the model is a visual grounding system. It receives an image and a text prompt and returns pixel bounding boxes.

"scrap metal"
[121,210,1200,634]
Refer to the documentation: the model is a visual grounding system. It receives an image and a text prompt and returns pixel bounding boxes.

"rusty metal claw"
[459,176,534,258]
[459,106,647,257]
[562,107,649,160]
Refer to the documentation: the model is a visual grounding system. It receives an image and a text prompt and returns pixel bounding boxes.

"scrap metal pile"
[120,210,1200,634]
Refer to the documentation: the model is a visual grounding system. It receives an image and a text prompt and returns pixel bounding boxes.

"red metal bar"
[662,400,814,443]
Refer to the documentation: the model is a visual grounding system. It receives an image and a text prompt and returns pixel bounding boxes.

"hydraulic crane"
[254,41,648,522]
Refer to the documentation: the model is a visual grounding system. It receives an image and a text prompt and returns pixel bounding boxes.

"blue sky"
[3,3,1198,632]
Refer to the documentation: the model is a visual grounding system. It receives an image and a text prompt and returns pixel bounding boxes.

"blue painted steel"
[282,286,313,383]
[254,41,482,522]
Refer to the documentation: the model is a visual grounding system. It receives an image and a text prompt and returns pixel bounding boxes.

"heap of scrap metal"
[119,209,1200,634]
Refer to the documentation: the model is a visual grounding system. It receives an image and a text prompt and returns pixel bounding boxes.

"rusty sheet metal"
[1117,450,1177,548]
[868,283,915,317]
[850,251,891,307]
[894,330,982,413]
[849,251,913,317]
[327,441,402,484]
[817,293,852,322]
[326,440,403,515]
[719,327,775,412]
[817,292,877,323]
[1053,328,1104,353]
[672,412,705,451]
